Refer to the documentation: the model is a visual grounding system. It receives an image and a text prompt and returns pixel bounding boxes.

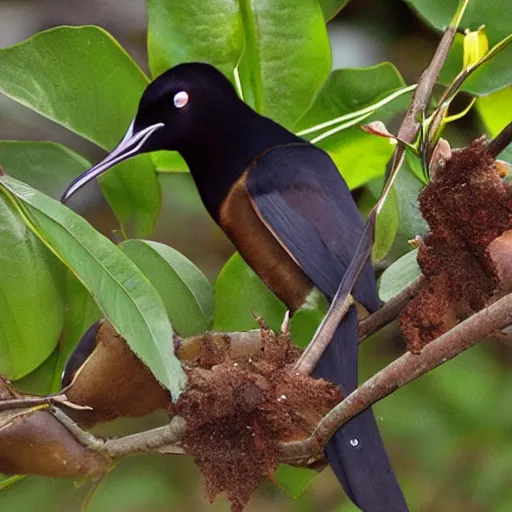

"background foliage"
[0,0,510,510]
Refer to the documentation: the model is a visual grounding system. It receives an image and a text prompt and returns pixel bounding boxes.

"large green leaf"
[147,0,244,80]
[1,255,99,395]
[477,86,512,162]
[98,155,162,238]
[0,193,64,379]
[214,252,285,332]
[121,240,213,337]
[0,26,148,148]
[373,187,400,264]
[0,141,89,199]
[0,175,186,398]
[238,0,331,128]
[297,63,409,189]
[14,349,59,395]
[0,26,161,237]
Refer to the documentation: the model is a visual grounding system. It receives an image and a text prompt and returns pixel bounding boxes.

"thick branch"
[3,286,512,476]
[104,416,186,458]
[281,290,512,463]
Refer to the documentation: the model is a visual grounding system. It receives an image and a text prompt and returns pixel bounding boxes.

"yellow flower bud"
[463,26,489,69]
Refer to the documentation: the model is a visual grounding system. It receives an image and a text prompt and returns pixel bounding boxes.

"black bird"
[62,63,408,511]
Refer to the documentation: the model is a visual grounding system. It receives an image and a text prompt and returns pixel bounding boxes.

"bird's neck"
[179,107,301,220]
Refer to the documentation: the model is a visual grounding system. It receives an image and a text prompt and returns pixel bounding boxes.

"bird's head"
[61,62,241,202]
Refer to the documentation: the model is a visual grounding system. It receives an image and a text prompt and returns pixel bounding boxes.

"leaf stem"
[297,84,417,137]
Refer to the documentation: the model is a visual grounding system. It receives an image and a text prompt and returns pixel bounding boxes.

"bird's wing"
[246,143,379,310]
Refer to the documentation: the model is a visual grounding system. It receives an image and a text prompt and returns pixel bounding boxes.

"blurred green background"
[0,1,511,511]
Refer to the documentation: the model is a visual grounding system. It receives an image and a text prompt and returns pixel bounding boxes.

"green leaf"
[373,187,400,264]
[13,349,59,395]
[274,465,317,499]
[120,240,213,337]
[0,193,64,380]
[0,26,148,149]
[213,252,286,332]
[289,289,328,348]
[214,256,327,348]
[0,175,186,398]
[0,26,161,238]
[0,141,90,199]
[98,154,161,238]
[379,249,421,302]
[151,151,188,173]
[477,86,512,162]
[390,161,428,257]
[14,273,100,394]
[147,0,245,80]
[318,0,351,21]
[52,273,101,391]
[296,63,409,189]
[370,157,427,264]
[238,0,331,128]
[297,63,407,130]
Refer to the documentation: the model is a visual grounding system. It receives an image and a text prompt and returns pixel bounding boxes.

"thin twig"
[487,121,512,158]
[281,289,512,463]
[358,276,424,343]
[0,394,67,411]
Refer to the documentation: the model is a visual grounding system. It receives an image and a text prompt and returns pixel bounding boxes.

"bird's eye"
[173,91,189,109]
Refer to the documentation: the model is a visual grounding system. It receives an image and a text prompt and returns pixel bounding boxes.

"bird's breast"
[218,171,313,311]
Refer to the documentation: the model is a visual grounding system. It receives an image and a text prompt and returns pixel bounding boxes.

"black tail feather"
[313,307,408,512]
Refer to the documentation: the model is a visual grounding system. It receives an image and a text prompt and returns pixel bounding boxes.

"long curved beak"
[61,121,164,203]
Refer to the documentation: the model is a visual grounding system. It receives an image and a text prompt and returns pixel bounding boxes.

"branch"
[3,284,512,481]
[487,120,512,158]
[295,17,459,374]
[281,289,512,463]
[104,416,186,458]
[358,276,424,343]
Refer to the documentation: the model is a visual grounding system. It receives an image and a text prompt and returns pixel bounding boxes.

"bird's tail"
[313,306,408,512]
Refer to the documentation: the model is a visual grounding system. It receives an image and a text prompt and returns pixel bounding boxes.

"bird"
[62,62,408,511]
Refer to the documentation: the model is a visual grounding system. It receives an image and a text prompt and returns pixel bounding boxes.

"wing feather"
[247,144,379,311]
